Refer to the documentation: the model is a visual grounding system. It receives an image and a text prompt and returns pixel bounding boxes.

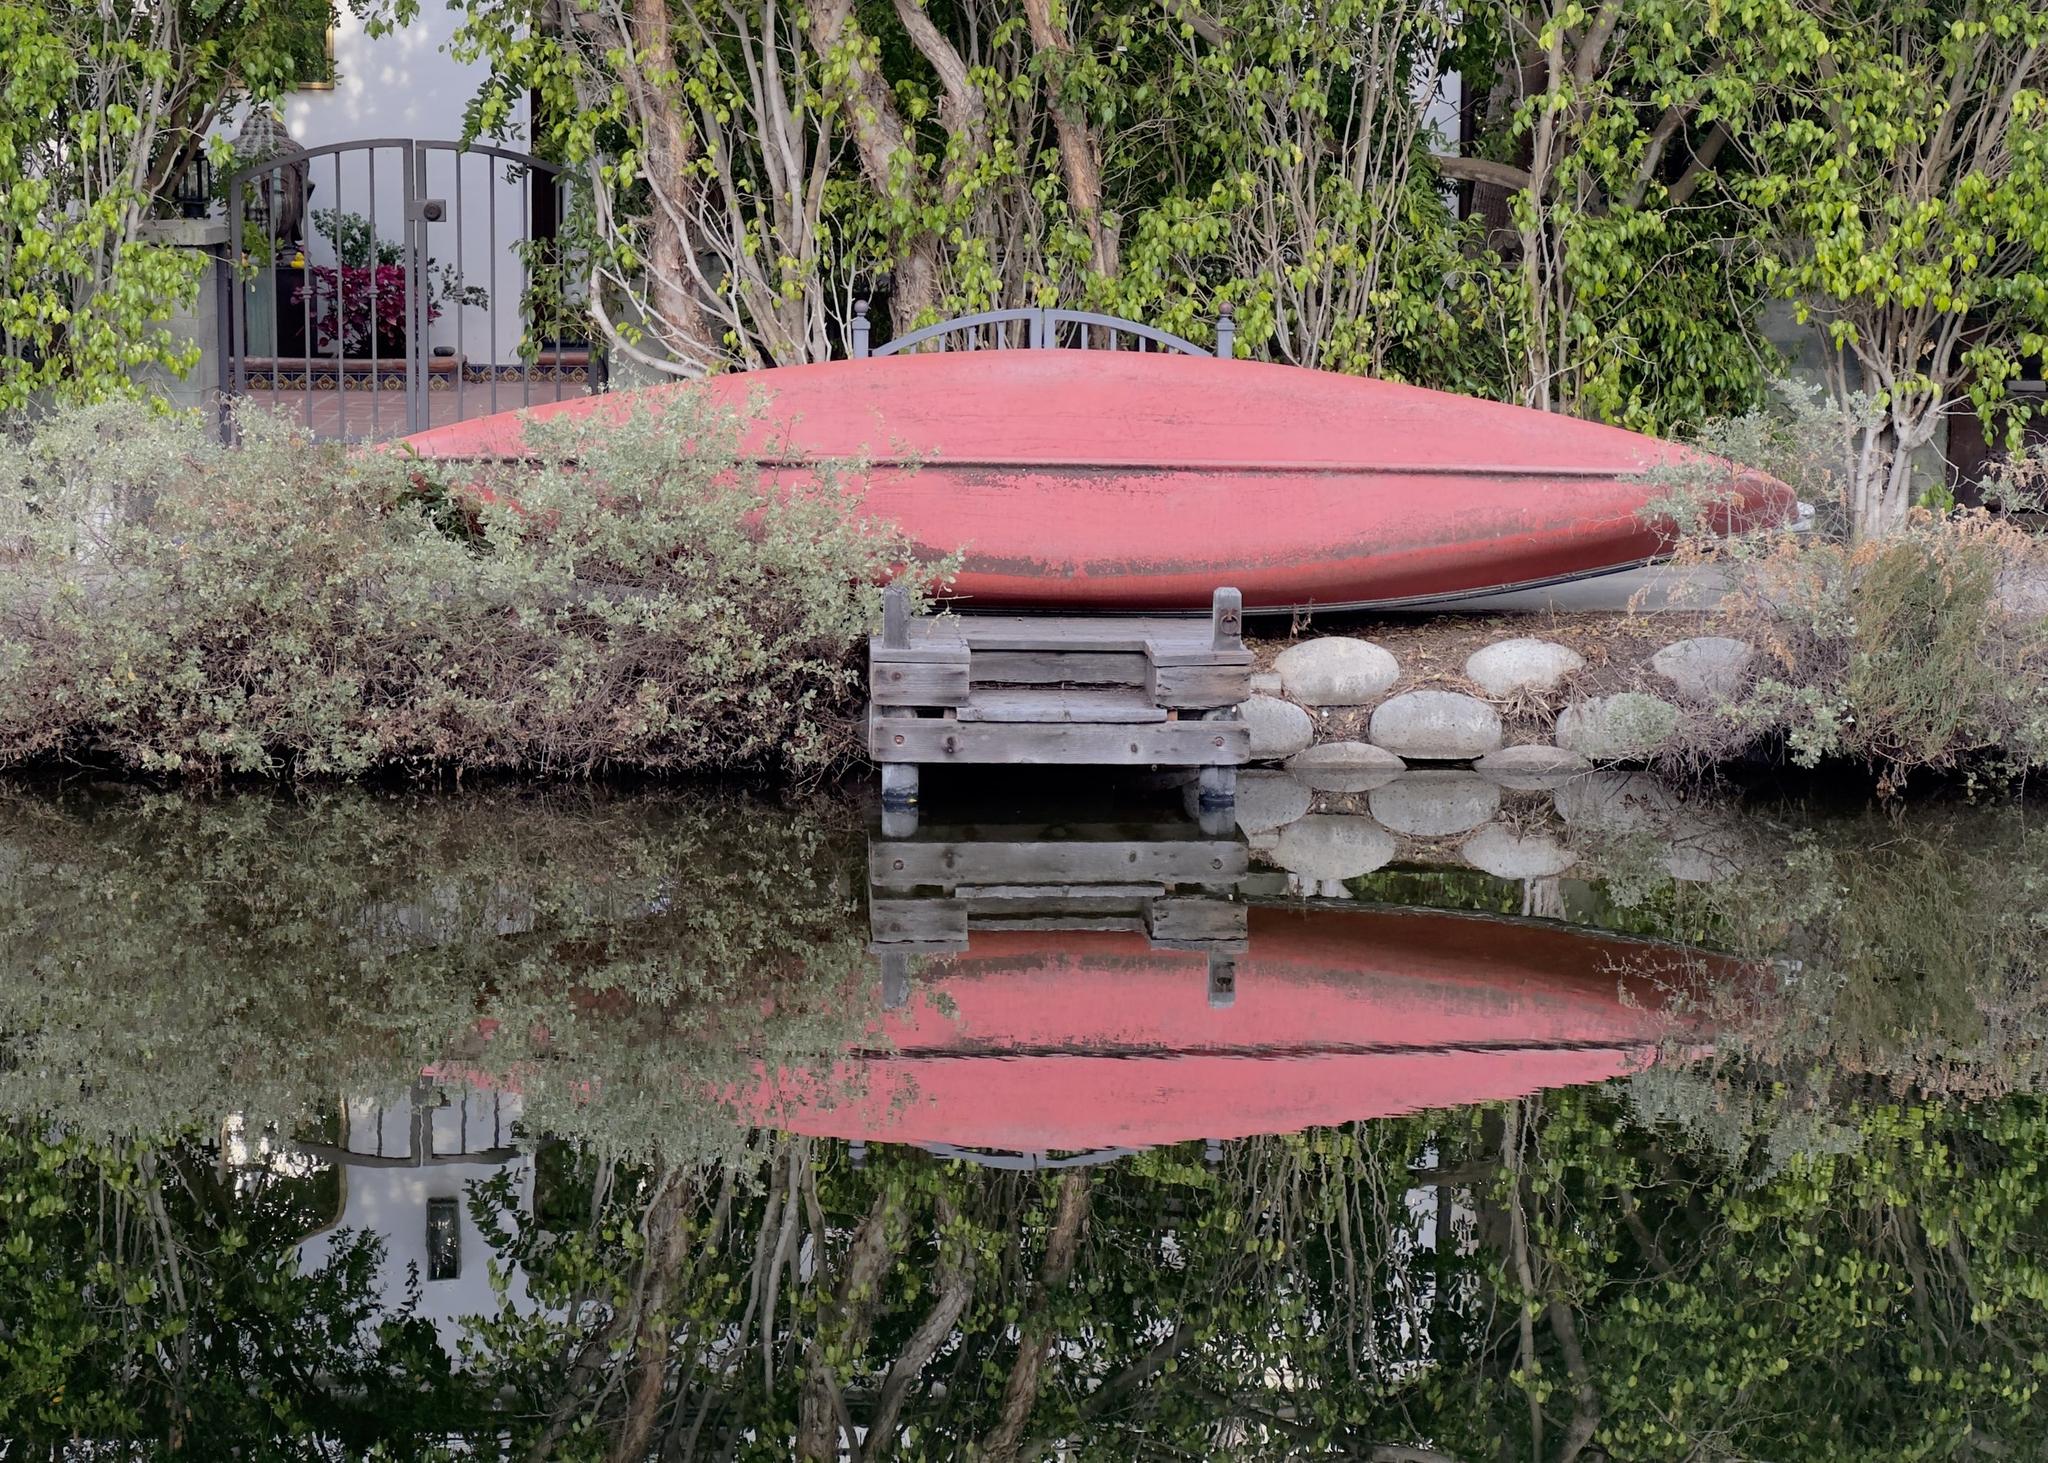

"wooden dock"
[868,586,1252,808]
[868,811,1250,1010]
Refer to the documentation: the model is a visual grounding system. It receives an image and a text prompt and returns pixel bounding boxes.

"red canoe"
[400,353,1794,613]
[741,905,1737,1152]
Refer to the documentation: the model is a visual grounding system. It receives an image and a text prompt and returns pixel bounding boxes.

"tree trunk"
[1022,0,1117,278]
[622,0,718,362]
[796,1189,903,1459]
[981,1172,1092,1458]
[808,0,944,330]
[609,1170,693,1463]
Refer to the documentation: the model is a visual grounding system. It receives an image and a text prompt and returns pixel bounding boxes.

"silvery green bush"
[0,396,940,777]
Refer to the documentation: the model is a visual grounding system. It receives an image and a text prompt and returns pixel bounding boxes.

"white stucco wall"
[236,7,537,365]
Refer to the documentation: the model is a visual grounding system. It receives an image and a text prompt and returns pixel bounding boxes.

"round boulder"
[1284,740,1406,793]
[1555,692,1679,761]
[1239,694,1315,761]
[1273,637,1400,706]
[1369,772,1502,838]
[1650,636,1754,702]
[1272,815,1398,881]
[1368,689,1503,761]
[1461,823,1578,879]
[1463,637,1586,698]
[1474,743,1592,791]
[1233,769,1314,835]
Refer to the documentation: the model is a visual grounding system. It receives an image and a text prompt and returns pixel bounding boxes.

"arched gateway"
[224,138,602,440]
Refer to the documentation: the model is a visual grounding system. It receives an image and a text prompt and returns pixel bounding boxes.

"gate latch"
[410,198,447,223]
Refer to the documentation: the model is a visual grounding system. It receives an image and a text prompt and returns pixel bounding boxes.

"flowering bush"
[291,264,432,357]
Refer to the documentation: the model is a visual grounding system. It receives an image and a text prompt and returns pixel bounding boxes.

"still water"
[2,775,2044,1460]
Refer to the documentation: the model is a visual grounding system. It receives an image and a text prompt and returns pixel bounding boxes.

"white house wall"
[276,7,534,366]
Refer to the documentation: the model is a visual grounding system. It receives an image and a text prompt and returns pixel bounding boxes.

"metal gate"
[225,139,599,441]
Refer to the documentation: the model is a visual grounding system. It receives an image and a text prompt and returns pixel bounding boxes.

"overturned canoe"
[743,905,1737,1152]
[401,352,1793,613]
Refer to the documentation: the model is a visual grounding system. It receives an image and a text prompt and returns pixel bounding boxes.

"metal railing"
[851,302,1234,359]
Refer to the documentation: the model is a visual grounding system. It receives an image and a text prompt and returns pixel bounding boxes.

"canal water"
[2,777,2044,1459]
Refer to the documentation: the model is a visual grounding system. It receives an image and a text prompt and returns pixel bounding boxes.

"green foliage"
[0,1,341,411]
[313,207,404,269]
[3,781,2048,1456]
[0,397,946,778]
[0,1125,483,1455]
[0,785,873,1154]
[1740,0,2048,538]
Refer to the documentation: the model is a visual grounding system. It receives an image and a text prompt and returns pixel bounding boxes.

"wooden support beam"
[870,707,1248,767]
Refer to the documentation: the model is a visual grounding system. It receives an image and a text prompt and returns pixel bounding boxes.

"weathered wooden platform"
[868,812,1250,1009]
[868,586,1252,808]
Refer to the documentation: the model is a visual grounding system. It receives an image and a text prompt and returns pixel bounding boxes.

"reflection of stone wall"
[1236,764,1746,893]
[1230,630,1770,891]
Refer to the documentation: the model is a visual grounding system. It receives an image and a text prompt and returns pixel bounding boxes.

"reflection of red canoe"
[399,354,1793,613]
[747,905,1738,1151]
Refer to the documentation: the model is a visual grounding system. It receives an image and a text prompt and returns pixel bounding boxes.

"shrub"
[1632,381,2048,781]
[1660,513,2048,780]
[0,396,944,778]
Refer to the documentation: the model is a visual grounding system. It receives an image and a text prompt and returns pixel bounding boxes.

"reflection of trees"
[6,791,2048,1456]
[0,1126,482,1453]
[6,1084,2047,1458]
[453,1084,2048,1462]
[0,786,872,1156]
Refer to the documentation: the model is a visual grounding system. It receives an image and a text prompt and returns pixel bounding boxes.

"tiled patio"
[231,378,590,442]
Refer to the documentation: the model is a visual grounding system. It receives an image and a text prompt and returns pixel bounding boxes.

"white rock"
[1555,692,1679,761]
[1273,637,1400,705]
[1651,636,1754,701]
[1463,637,1586,697]
[1474,743,1592,791]
[1997,570,2048,620]
[1233,770,1314,835]
[1368,690,1503,761]
[1552,772,1678,832]
[1239,694,1315,761]
[1284,740,1406,793]
[1461,823,1578,879]
[1272,815,1398,881]
[1369,772,1502,837]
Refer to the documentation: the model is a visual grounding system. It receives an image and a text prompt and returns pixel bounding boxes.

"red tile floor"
[231,378,587,441]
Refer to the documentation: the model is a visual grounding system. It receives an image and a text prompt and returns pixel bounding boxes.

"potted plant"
[292,209,489,358]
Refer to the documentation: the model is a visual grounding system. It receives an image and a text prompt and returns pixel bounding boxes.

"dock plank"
[956,687,1168,723]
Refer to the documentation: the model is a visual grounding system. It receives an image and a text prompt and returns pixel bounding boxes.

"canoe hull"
[745,905,1734,1152]
[401,354,1795,613]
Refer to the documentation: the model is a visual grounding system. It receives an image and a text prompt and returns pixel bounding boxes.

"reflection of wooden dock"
[869,812,1250,1009]
[867,586,1251,808]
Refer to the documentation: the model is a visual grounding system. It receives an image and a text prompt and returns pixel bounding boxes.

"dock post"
[881,951,911,1010]
[880,759,920,808]
[1210,586,1243,651]
[882,583,910,649]
[851,300,871,359]
[1207,952,1237,1008]
[877,584,919,806]
[1214,303,1236,360]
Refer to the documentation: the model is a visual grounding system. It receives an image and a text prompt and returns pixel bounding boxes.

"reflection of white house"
[298,1081,536,1356]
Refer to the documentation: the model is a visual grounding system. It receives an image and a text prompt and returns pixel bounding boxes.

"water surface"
[2,779,2044,1459]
